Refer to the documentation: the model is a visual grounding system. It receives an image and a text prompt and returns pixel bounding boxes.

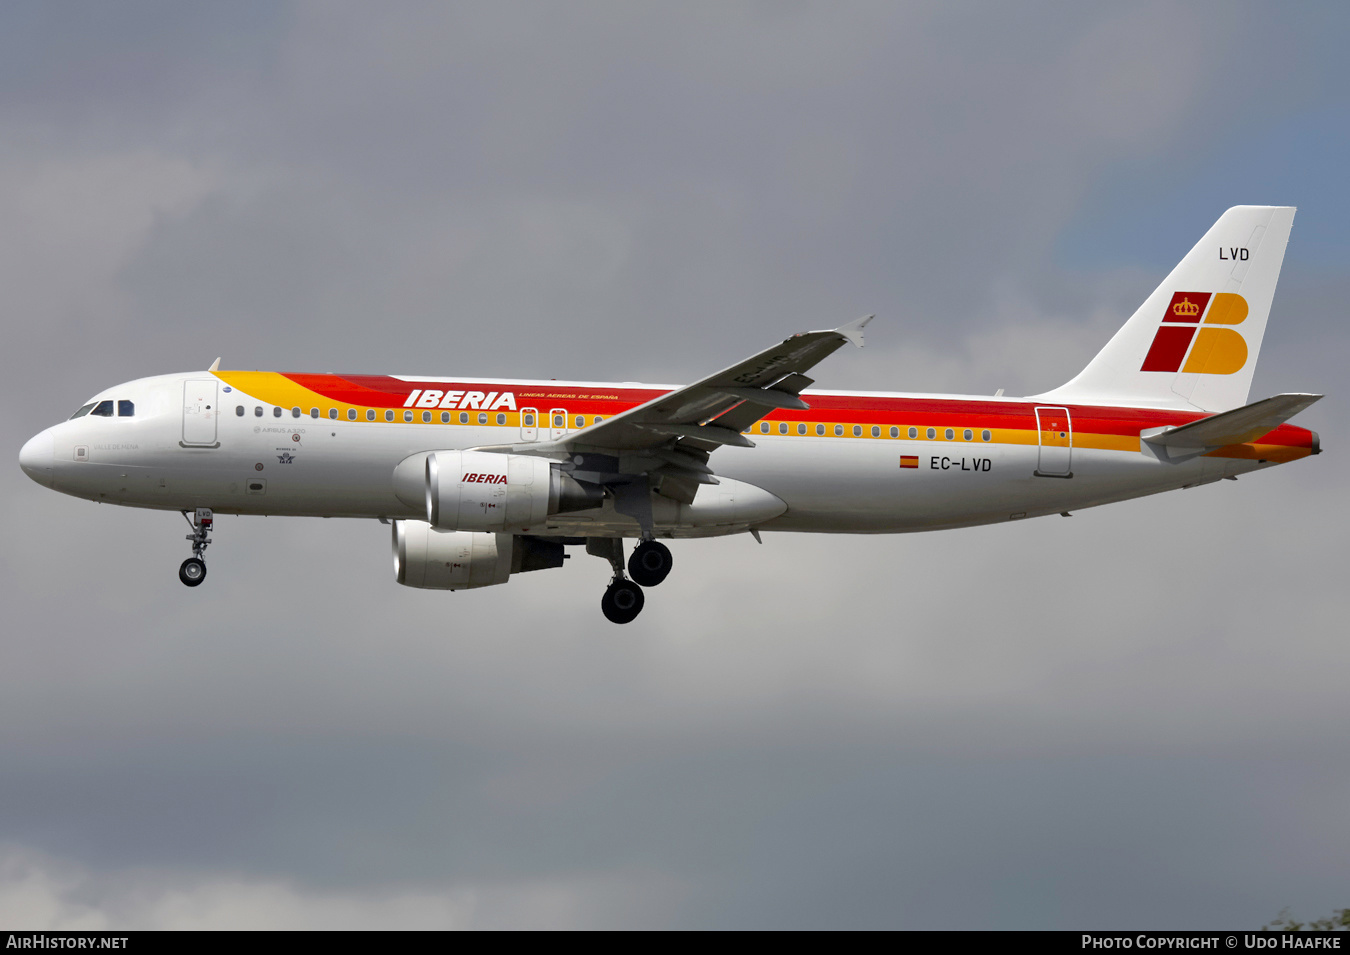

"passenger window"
[760,422,770,433]
[926,428,936,439]
[852,425,862,437]
[292,407,301,418]
[69,403,95,419]
[459,412,469,424]
[255,407,263,417]
[871,426,880,437]
[944,428,954,440]
[385,410,395,421]
[478,413,487,425]
[779,423,788,434]
[273,407,282,418]
[908,427,917,439]
[816,424,826,436]
[328,409,338,419]
[575,416,584,428]
[366,409,375,421]
[963,429,973,441]
[833,425,843,436]
[441,412,450,423]
[797,424,806,435]
[553,415,564,428]
[91,400,114,416]
[404,410,413,422]
[594,416,603,424]
[236,405,245,417]
[423,411,432,423]
[523,413,535,426]
[982,429,992,442]
[310,408,320,419]
[118,400,135,417]
[890,426,899,438]
[347,409,357,420]
[496,413,506,425]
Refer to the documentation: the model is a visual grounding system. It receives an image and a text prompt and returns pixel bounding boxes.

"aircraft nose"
[19,429,55,487]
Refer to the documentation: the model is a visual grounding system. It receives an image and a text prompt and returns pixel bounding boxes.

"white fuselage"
[19,371,1295,539]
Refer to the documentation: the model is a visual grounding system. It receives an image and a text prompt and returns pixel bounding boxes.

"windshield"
[69,403,95,419]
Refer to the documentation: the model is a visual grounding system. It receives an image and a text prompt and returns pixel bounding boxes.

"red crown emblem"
[1172,297,1200,318]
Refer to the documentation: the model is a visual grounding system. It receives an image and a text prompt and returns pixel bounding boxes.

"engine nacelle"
[392,521,567,590]
[393,450,603,532]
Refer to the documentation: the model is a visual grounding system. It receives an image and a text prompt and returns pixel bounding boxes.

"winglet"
[208,357,221,372]
[836,315,874,348]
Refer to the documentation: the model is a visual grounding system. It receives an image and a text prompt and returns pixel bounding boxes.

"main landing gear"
[179,508,213,587]
[587,538,673,624]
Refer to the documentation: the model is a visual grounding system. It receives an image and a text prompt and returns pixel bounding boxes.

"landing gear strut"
[179,508,213,588]
[587,538,648,624]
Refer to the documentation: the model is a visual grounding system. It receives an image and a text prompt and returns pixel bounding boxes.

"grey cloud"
[2,1,1348,929]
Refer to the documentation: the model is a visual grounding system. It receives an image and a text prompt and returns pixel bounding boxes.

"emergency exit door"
[1034,406,1072,477]
[520,407,539,442]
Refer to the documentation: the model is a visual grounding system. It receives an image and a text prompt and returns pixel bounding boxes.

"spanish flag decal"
[900,455,919,468]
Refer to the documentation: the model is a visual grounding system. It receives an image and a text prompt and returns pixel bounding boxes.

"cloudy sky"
[3,1,1348,929]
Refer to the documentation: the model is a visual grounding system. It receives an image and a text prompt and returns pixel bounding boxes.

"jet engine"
[393,450,603,533]
[393,520,567,590]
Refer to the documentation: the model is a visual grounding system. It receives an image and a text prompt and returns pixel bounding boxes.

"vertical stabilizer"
[1035,206,1295,412]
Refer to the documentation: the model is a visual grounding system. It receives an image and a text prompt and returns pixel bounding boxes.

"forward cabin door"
[182,379,220,447]
[520,407,539,442]
[1034,406,1072,477]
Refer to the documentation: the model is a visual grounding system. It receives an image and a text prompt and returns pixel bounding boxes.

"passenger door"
[520,407,538,442]
[182,379,220,447]
[1034,406,1072,477]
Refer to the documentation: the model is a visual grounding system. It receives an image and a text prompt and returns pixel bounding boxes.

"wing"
[525,315,873,503]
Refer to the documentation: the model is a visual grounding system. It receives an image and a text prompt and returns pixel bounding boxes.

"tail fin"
[1036,206,1295,411]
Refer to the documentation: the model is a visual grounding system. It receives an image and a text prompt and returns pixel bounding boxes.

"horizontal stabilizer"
[1143,393,1321,449]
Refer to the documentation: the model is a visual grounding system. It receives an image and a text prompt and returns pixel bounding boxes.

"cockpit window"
[90,400,114,417]
[118,400,134,417]
[70,403,95,419]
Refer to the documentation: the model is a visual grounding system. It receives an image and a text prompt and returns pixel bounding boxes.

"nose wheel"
[179,508,213,588]
[179,557,207,586]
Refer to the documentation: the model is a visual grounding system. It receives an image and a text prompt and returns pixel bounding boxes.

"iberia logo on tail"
[1141,292,1248,374]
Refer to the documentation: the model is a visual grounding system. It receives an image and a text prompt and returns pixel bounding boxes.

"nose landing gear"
[179,508,213,588]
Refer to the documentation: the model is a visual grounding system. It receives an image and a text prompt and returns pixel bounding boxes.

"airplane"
[18,205,1321,623]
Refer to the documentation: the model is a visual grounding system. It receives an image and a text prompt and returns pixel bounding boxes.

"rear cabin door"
[520,407,539,442]
[182,379,220,447]
[1034,406,1072,477]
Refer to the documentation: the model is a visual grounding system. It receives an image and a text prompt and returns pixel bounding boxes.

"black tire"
[179,557,207,587]
[601,579,645,624]
[627,540,673,587]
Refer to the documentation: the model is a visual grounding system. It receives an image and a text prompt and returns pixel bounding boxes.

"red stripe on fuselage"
[269,374,1315,448]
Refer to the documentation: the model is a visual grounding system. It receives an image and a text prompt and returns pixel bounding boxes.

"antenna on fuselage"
[208,357,221,372]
